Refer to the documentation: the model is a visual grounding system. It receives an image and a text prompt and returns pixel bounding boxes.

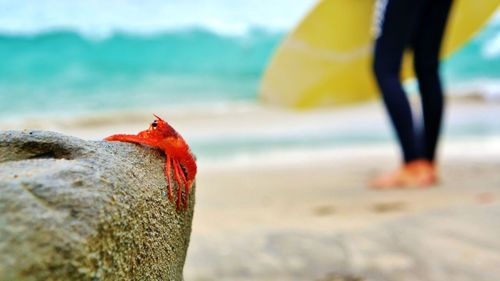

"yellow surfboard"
[260,0,499,109]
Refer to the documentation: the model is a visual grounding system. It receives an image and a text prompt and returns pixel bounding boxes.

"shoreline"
[1,96,499,138]
[1,98,499,169]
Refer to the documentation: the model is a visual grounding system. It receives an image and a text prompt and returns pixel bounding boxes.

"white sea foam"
[199,135,500,171]
[483,32,500,58]
[447,79,500,101]
[0,0,317,38]
[198,145,394,171]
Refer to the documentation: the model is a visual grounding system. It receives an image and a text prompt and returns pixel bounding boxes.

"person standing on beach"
[370,0,454,188]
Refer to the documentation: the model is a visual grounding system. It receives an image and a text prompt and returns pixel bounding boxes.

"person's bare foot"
[370,159,437,189]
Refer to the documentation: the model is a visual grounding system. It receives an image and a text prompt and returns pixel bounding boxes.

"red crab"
[104,114,197,210]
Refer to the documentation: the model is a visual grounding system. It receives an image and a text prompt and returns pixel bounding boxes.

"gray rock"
[0,130,195,281]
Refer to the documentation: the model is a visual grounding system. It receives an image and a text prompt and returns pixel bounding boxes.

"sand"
[187,141,500,281]
[2,99,499,280]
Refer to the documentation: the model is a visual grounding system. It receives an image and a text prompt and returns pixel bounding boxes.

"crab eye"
[151,120,158,128]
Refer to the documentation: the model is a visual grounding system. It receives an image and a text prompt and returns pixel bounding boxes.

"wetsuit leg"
[373,0,424,163]
[411,0,453,161]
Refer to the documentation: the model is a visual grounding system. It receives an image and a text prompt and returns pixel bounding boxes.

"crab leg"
[175,161,190,208]
[172,159,184,210]
[165,155,173,201]
[104,134,158,148]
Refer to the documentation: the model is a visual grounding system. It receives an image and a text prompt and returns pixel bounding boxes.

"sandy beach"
[2,99,499,280]
[187,140,500,281]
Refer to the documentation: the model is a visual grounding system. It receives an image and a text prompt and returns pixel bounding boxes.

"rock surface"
[0,130,195,281]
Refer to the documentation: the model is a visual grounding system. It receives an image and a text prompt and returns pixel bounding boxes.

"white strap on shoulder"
[372,0,389,39]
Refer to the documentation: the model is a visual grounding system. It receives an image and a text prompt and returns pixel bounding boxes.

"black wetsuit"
[373,0,453,163]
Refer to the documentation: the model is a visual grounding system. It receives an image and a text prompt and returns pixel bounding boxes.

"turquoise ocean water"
[0,29,280,117]
[0,5,499,118]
